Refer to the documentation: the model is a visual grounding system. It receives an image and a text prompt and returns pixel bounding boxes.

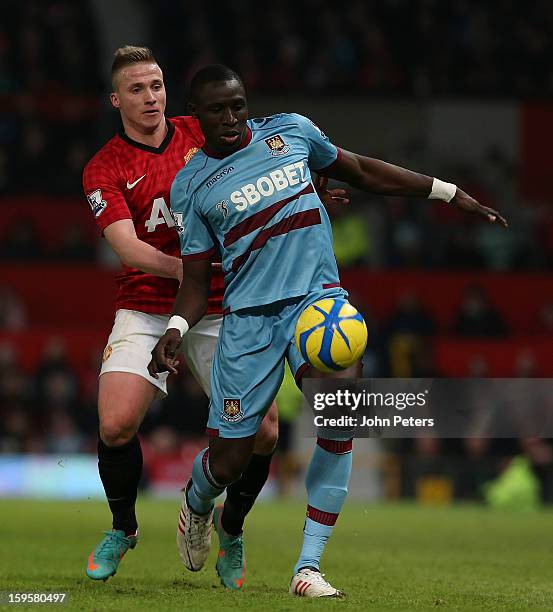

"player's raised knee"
[210,459,245,486]
[209,446,251,485]
[100,418,139,447]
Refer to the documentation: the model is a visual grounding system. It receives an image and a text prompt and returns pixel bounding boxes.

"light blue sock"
[293,437,352,575]
[187,448,225,514]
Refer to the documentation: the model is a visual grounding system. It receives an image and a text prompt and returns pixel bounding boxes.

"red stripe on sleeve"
[315,147,342,176]
[182,247,217,261]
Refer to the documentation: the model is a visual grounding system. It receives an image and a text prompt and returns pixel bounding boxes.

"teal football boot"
[86,530,138,581]
[213,506,246,590]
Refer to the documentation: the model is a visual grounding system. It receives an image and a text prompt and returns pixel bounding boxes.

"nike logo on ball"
[126,174,146,189]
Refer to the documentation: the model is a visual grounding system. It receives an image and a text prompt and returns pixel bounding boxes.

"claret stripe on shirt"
[231,208,321,272]
[223,183,315,247]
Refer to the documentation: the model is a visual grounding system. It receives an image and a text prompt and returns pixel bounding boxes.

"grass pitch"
[1,498,552,611]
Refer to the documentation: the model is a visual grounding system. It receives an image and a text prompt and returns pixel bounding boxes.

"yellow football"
[294,298,368,372]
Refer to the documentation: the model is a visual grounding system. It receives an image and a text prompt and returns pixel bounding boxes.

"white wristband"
[166,315,189,336]
[429,178,457,203]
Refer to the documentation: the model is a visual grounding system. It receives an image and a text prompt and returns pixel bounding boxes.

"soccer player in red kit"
[82,46,283,583]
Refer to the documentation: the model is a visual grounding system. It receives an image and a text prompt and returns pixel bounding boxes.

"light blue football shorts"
[207,287,347,438]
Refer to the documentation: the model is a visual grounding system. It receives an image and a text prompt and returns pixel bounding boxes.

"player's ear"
[110,92,120,109]
[188,101,198,118]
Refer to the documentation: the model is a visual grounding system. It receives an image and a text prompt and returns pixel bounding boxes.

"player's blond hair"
[111,45,158,89]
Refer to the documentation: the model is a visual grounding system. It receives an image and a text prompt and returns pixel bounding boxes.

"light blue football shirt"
[170,113,341,312]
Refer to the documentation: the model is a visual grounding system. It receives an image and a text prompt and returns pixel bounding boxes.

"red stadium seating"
[0,197,98,250]
[1,266,551,377]
[3,266,550,333]
[433,338,552,376]
[342,269,552,335]
[1,264,114,328]
[0,329,104,374]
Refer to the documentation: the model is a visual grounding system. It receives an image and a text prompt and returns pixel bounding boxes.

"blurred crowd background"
[0,0,552,505]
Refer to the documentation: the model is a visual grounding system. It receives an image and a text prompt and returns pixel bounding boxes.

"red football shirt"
[83,116,224,315]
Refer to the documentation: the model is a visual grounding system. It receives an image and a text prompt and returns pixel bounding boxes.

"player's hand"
[452,189,508,228]
[314,175,350,206]
[148,329,182,378]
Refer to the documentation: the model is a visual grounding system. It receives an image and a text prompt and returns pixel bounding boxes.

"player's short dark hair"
[189,64,243,101]
[111,45,157,89]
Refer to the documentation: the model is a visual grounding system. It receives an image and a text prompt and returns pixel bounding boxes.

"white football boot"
[289,568,344,597]
[176,482,213,571]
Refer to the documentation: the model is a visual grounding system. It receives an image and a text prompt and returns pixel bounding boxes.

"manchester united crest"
[265,134,290,156]
[184,147,199,164]
[222,398,243,422]
[102,345,113,362]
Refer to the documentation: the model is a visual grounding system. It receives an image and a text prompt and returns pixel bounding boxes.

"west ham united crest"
[265,134,290,156]
[222,398,243,422]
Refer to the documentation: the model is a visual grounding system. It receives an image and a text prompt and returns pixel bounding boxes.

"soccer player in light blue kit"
[149,65,507,597]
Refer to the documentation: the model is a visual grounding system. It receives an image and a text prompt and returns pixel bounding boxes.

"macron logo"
[205,167,234,189]
[126,174,146,189]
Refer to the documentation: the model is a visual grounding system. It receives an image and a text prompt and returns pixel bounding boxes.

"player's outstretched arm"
[325,149,508,227]
[104,219,184,282]
[148,258,212,378]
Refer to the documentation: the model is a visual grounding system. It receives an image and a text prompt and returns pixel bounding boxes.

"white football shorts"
[99,309,222,397]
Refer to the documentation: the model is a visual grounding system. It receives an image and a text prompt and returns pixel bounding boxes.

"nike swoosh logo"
[87,553,99,571]
[126,174,146,189]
